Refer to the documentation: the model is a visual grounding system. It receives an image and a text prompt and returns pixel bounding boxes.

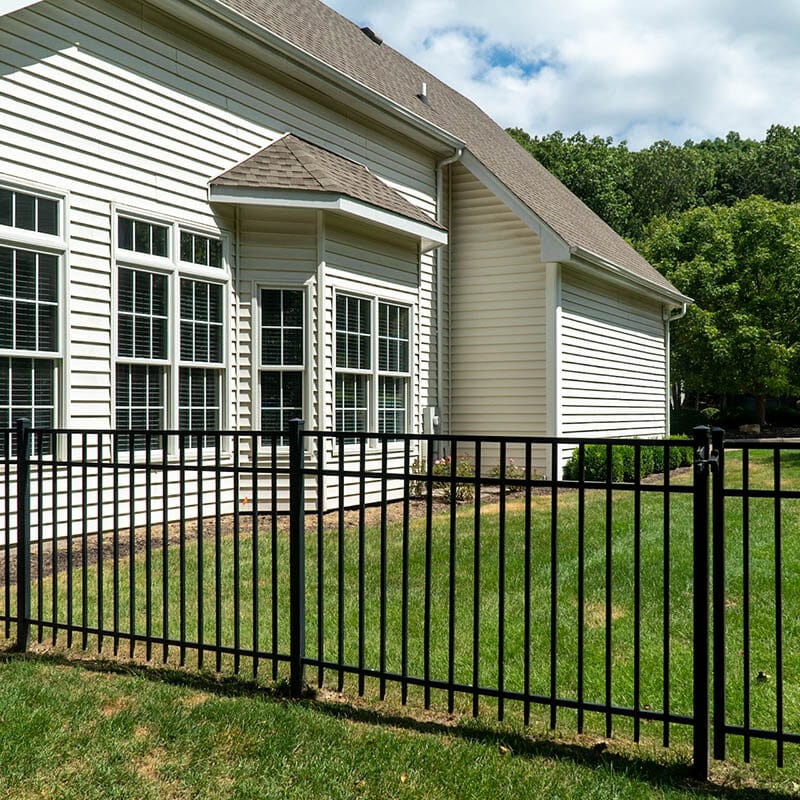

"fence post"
[710,426,726,761]
[14,418,31,653]
[288,418,306,698]
[692,425,711,780]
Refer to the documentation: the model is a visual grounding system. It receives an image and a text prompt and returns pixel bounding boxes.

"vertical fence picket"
[14,418,31,652]
[692,425,712,781]
[711,427,726,761]
[288,419,306,699]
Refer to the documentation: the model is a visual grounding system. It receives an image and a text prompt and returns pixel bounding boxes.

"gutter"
[177,0,466,152]
[434,148,463,436]
[663,303,688,436]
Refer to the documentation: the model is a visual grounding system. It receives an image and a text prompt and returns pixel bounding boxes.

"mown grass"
[0,651,798,799]
[2,447,800,794]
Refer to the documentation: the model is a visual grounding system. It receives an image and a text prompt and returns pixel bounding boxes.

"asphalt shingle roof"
[212,133,444,230]
[219,0,678,296]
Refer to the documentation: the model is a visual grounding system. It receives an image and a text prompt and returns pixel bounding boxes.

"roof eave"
[568,246,693,308]
[209,184,448,251]
[156,0,465,154]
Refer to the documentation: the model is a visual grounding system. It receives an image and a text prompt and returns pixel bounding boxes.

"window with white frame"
[0,186,63,455]
[114,213,226,451]
[115,266,168,450]
[335,293,410,441]
[260,288,304,444]
[179,278,223,448]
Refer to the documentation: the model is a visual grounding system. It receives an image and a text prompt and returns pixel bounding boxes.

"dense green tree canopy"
[639,197,800,420]
[508,124,800,239]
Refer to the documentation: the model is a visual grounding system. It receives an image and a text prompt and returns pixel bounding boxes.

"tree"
[627,140,715,236]
[640,197,800,423]
[508,128,635,235]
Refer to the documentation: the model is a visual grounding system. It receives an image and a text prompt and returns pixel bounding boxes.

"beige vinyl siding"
[560,267,667,437]
[449,164,547,446]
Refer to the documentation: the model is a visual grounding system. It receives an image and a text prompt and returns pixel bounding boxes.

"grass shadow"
[1,649,795,800]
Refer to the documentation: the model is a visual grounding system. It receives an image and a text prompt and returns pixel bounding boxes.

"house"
[0,0,689,515]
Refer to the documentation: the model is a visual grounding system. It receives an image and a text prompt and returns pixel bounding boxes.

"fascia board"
[209,186,448,249]
[0,1,40,16]
[155,0,464,154]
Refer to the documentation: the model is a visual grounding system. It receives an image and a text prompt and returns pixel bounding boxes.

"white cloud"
[326,0,800,149]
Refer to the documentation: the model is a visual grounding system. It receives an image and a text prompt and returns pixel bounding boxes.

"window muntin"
[180,231,223,268]
[0,188,58,236]
[117,216,168,257]
[0,247,59,352]
[335,294,410,439]
[260,289,304,443]
[117,268,168,361]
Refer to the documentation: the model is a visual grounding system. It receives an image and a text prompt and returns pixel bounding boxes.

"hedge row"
[562,438,693,482]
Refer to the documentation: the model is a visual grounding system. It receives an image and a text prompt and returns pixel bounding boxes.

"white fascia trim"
[459,150,692,309]
[209,186,448,250]
[0,1,39,16]
[160,0,464,153]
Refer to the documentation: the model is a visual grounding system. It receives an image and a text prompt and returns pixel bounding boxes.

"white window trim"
[110,205,231,458]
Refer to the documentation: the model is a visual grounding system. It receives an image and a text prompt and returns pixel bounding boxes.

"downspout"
[435,148,463,436]
[664,303,688,435]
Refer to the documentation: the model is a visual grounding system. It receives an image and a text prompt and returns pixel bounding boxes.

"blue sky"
[326,0,800,150]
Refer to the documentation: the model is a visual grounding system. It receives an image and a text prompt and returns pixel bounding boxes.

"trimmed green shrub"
[563,437,694,482]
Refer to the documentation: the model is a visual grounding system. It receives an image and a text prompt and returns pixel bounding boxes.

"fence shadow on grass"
[1,650,794,800]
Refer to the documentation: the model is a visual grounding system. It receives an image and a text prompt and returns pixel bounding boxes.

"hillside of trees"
[508,125,800,425]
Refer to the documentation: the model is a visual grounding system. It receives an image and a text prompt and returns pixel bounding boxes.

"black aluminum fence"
[1,419,798,780]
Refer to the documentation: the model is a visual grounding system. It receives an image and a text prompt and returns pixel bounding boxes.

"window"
[180,231,223,268]
[0,185,62,455]
[260,289,304,444]
[116,268,167,450]
[117,216,168,257]
[179,279,223,448]
[114,213,227,451]
[378,302,409,436]
[335,294,410,440]
[0,187,58,235]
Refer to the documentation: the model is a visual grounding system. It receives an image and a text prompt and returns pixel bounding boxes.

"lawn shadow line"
[1,649,794,800]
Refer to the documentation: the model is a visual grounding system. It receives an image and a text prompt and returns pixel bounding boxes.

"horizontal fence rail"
[0,420,798,778]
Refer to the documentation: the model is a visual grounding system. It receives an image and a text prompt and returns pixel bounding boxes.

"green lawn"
[2,447,800,794]
[0,651,796,799]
